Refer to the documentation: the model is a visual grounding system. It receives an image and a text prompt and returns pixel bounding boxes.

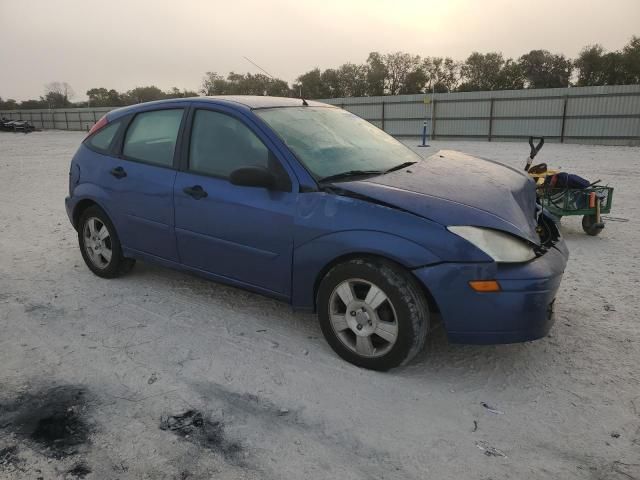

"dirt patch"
[0,386,93,459]
[66,461,92,478]
[0,445,25,473]
[160,410,243,463]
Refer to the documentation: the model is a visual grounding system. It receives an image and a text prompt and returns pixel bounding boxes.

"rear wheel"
[78,206,135,278]
[317,258,429,370]
[582,214,604,236]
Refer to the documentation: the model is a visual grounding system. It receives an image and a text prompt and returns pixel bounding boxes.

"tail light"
[85,115,108,138]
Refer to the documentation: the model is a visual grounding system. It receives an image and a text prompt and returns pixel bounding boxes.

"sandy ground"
[0,130,639,480]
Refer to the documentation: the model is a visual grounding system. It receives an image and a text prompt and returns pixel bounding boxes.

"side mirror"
[229,166,276,189]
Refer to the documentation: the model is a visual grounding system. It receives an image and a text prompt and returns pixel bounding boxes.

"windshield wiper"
[318,170,384,184]
[385,161,417,173]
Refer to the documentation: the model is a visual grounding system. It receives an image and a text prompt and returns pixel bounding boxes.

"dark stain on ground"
[0,445,25,472]
[67,461,92,478]
[0,385,92,459]
[189,382,410,477]
[160,410,243,464]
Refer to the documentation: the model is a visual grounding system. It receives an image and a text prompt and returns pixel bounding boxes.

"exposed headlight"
[448,226,536,263]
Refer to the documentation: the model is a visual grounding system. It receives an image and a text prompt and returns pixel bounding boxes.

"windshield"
[256,107,420,181]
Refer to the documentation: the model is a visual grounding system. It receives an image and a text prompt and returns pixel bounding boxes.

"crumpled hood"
[338,150,541,245]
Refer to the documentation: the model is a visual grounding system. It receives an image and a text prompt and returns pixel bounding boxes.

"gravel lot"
[1,130,639,479]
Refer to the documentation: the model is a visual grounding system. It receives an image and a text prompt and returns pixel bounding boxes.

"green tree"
[496,59,525,90]
[320,68,343,98]
[366,52,387,96]
[293,68,327,99]
[201,72,289,96]
[123,86,166,104]
[383,52,422,95]
[0,97,18,110]
[337,63,369,97]
[423,57,460,92]
[165,87,199,98]
[44,81,74,108]
[86,87,123,106]
[621,36,640,84]
[200,72,229,95]
[575,45,609,86]
[459,52,507,91]
[19,99,48,109]
[518,50,572,88]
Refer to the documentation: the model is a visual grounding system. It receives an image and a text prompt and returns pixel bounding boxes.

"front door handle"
[110,166,127,179]
[183,185,208,200]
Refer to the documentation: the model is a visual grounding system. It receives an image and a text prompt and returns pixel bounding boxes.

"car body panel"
[337,150,540,245]
[66,96,569,346]
[174,171,296,295]
[414,240,568,343]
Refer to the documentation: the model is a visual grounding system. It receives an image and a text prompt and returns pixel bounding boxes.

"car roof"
[107,96,332,119]
[200,95,331,109]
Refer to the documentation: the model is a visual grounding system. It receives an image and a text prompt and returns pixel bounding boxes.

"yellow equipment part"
[529,169,560,186]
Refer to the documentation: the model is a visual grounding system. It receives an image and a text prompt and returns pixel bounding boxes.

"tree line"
[1,36,638,110]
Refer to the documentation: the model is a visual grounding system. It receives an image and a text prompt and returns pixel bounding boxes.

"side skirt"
[122,247,291,304]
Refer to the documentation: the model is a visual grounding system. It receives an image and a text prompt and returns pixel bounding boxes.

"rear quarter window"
[85,120,121,153]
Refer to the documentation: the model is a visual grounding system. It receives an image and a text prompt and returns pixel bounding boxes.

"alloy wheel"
[83,217,113,269]
[328,278,399,357]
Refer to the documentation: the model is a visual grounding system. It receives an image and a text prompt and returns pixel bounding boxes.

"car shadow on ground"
[125,261,552,387]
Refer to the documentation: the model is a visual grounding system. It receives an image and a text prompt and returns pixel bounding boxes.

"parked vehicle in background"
[1,117,35,133]
[65,96,568,370]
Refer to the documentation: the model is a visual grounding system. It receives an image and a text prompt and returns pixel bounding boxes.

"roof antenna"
[242,56,275,79]
[243,55,308,104]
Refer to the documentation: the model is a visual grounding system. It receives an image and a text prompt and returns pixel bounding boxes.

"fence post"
[51,111,55,129]
[431,99,437,140]
[40,111,45,130]
[560,96,568,143]
[64,111,69,130]
[488,98,495,142]
[381,101,385,132]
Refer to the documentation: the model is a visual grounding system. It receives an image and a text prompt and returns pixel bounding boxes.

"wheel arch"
[311,252,441,315]
[72,198,100,229]
[291,229,442,313]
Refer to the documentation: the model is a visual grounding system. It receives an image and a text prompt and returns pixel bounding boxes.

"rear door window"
[123,109,183,167]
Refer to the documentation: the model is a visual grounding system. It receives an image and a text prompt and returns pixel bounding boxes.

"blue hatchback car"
[66,96,568,370]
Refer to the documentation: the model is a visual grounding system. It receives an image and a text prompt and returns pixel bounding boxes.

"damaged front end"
[535,202,562,255]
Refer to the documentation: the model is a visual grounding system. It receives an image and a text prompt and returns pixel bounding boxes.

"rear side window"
[123,109,183,167]
[86,121,121,153]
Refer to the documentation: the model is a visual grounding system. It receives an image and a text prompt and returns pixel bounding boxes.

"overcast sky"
[1,0,638,101]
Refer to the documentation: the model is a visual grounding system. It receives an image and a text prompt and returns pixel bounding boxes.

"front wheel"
[317,258,429,371]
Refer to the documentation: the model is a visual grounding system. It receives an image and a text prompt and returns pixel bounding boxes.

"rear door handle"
[183,185,208,200]
[110,166,127,179]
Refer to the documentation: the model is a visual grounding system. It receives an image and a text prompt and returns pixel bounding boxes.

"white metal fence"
[321,85,640,146]
[2,85,639,145]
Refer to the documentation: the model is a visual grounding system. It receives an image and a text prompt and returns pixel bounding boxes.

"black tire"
[317,257,429,371]
[582,214,604,236]
[78,205,135,278]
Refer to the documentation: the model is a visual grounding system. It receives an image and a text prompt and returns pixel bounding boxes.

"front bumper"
[413,238,569,344]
